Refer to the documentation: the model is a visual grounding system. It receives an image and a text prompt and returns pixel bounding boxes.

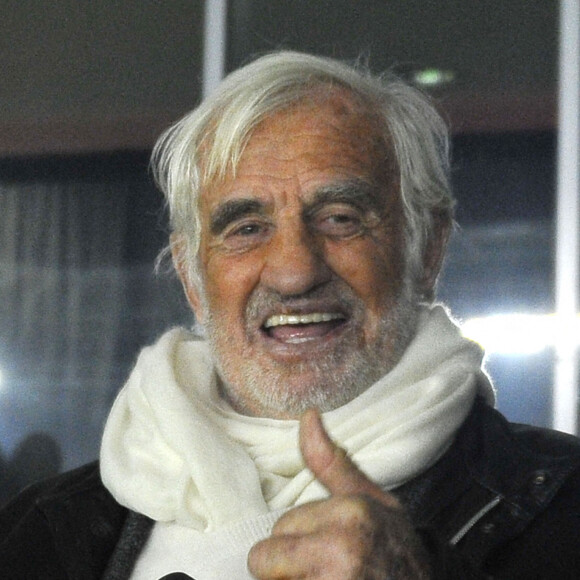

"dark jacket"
[1,398,580,579]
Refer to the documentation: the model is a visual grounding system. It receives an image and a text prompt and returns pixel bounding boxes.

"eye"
[313,204,368,239]
[234,223,262,236]
[222,219,272,251]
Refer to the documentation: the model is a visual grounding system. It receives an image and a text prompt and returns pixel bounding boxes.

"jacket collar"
[397,396,580,560]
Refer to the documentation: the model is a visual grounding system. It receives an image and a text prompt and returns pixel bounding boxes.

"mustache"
[245,283,361,326]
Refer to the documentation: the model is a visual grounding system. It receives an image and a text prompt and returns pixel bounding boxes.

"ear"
[420,212,452,298]
[171,234,206,324]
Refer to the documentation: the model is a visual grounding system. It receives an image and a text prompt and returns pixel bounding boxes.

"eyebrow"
[304,179,385,216]
[208,179,386,235]
[209,198,266,235]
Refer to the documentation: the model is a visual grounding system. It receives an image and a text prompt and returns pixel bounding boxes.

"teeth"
[264,313,344,328]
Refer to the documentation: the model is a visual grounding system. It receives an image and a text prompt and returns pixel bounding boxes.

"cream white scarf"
[100,305,494,532]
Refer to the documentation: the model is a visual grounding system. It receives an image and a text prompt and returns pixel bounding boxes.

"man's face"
[181,93,421,419]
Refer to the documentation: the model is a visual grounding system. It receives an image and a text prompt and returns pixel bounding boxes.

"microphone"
[159,574,195,580]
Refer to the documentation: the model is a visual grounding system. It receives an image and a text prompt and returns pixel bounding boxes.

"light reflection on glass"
[462,313,580,355]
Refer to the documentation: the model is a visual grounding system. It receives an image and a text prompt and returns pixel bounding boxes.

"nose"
[260,221,332,296]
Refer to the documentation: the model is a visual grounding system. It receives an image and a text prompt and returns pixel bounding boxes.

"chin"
[209,275,422,419]
[217,353,385,419]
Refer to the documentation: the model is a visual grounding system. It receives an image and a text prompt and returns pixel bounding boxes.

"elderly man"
[1,52,580,579]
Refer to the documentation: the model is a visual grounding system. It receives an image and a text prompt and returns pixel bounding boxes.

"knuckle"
[330,533,368,579]
[332,494,374,524]
[271,514,291,535]
[246,546,262,574]
[247,539,268,569]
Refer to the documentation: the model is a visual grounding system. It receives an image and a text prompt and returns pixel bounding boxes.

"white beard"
[200,272,421,418]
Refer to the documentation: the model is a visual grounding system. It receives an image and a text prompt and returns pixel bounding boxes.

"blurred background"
[1,0,578,505]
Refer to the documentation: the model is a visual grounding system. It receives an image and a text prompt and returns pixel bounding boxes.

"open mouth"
[262,312,347,343]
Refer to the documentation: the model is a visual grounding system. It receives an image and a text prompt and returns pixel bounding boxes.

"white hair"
[152,51,454,291]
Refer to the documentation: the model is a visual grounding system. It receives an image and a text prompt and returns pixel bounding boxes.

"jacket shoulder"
[0,461,127,579]
[467,400,580,481]
[508,416,580,458]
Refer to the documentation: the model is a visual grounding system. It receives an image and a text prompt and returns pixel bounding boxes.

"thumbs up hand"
[248,409,431,579]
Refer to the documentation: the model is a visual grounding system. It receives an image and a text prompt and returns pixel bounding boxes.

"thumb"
[299,408,400,508]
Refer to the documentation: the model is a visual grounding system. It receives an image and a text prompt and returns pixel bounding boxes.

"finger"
[248,534,318,579]
[248,528,356,580]
[299,408,400,508]
[270,499,327,536]
[271,495,374,537]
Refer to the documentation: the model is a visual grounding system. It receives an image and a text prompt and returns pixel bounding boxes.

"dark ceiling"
[0,1,559,156]
[228,0,559,134]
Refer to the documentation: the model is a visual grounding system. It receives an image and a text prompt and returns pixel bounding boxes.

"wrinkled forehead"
[199,86,396,195]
